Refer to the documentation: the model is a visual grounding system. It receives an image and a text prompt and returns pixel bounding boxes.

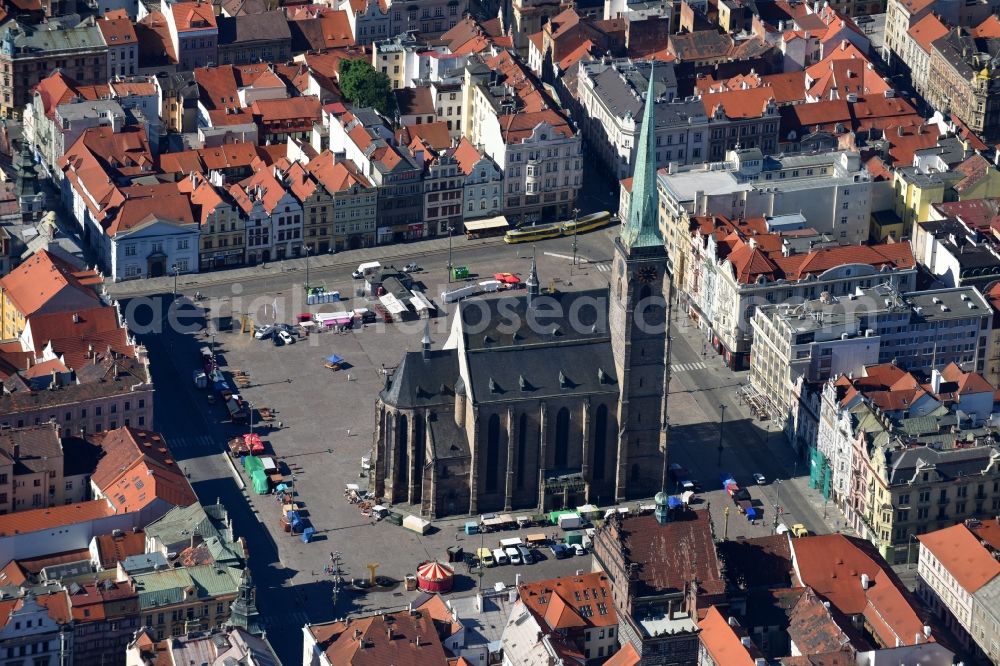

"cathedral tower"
[609,63,670,501]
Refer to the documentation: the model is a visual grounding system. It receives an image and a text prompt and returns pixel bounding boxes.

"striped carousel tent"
[416,561,454,593]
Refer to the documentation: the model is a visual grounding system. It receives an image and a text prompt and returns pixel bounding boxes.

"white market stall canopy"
[379,293,408,315]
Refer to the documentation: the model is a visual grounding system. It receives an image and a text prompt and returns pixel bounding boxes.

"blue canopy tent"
[325,354,345,370]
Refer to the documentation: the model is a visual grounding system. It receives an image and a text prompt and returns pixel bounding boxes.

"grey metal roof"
[458,289,611,351]
[2,20,105,56]
[887,444,999,486]
[428,410,469,461]
[586,60,700,128]
[380,349,460,409]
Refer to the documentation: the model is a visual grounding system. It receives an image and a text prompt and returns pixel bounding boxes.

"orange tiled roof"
[97,15,137,46]
[92,427,196,513]
[307,152,373,192]
[451,138,484,176]
[171,1,218,31]
[701,87,775,119]
[499,110,573,144]
[520,572,618,631]
[909,12,949,51]
[0,250,101,319]
[918,524,1000,593]
[604,642,640,666]
[0,500,113,537]
[699,607,759,666]
[792,534,932,649]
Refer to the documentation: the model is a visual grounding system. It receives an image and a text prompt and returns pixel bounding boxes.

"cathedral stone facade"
[370,67,670,517]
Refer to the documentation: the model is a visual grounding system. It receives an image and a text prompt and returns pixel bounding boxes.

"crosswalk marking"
[593,262,611,273]
[672,361,706,373]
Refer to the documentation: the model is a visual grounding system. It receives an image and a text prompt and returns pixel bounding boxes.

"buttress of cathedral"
[370,65,671,518]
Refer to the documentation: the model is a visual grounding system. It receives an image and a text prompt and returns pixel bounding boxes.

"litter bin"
[451,266,469,280]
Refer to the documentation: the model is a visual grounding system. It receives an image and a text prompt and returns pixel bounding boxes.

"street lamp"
[907,533,920,570]
[304,245,311,292]
[571,207,579,274]
[773,479,781,533]
[446,223,454,284]
[247,400,255,438]
[717,404,727,466]
[171,263,179,299]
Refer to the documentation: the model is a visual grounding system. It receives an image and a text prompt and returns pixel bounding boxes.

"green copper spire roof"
[621,62,664,251]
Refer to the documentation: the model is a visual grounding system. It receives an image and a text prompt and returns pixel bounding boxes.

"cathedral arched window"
[554,407,570,468]
[593,404,608,481]
[485,413,501,492]
[517,413,527,489]
[397,414,408,484]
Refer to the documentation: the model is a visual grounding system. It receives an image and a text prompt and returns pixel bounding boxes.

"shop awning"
[463,215,508,232]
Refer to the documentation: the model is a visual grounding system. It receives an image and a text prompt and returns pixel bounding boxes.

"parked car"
[492,548,509,565]
[278,330,294,345]
[403,262,421,272]
[255,325,274,340]
[549,543,570,559]
[571,543,587,556]
[753,473,767,485]
[476,547,495,567]
[272,333,284,346]
[517,545,533,564]
[791,524,810,537]
[505,546,522,565]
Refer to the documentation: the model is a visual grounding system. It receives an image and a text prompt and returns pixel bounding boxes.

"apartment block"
[917,521,1000,659]
[750,283,994,431]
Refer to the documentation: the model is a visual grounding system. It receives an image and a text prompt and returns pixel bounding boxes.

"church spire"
[225,568,263,635]
[526,246,539,306]
[621,61,664,251]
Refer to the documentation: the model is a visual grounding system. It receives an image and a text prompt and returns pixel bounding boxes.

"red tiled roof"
[699,607,759,666]
[451,137,484,176]
[309,608,451,665]
[520,572,618,631]
[91,427,196,512]
[251,96,321,123]
[770,242,914,282]
[170,1,218,31]
[919,524,1000,594]
[0,250,101,319]
[97,15,137,46]
[0,501,114,537]
[939,361,995,395]
[499,110,573,144]
[93,531,146,568]
[792,534,931,649]
[405,121,451,152]
[604,642,640,666]
[884,123,940,166]
[26,305,133,369]
[908,13,948,52]
[701,87,775,119]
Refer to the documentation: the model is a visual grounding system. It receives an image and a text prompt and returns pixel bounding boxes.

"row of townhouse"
[58,121,384,278]
[575,58,783,180]
[809,360,1000,566]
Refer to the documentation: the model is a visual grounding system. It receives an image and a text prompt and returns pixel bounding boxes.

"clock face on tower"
[637,266,658,284]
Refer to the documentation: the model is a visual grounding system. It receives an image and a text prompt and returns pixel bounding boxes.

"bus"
[561,211,613,235]
[503,223,562,244]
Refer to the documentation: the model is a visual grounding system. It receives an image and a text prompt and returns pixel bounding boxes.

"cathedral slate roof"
[380,349,460,409]
[459,289,611,350]
[467,342,618,405]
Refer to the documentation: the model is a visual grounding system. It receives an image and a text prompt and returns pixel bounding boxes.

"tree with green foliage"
[339,59,398,119]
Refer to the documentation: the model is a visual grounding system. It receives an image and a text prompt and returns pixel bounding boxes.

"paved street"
[131,225,845,664]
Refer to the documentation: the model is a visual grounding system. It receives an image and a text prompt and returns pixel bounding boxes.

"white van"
[492,548,509,565]
[505,546,522,565]
[353,261,381,279]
